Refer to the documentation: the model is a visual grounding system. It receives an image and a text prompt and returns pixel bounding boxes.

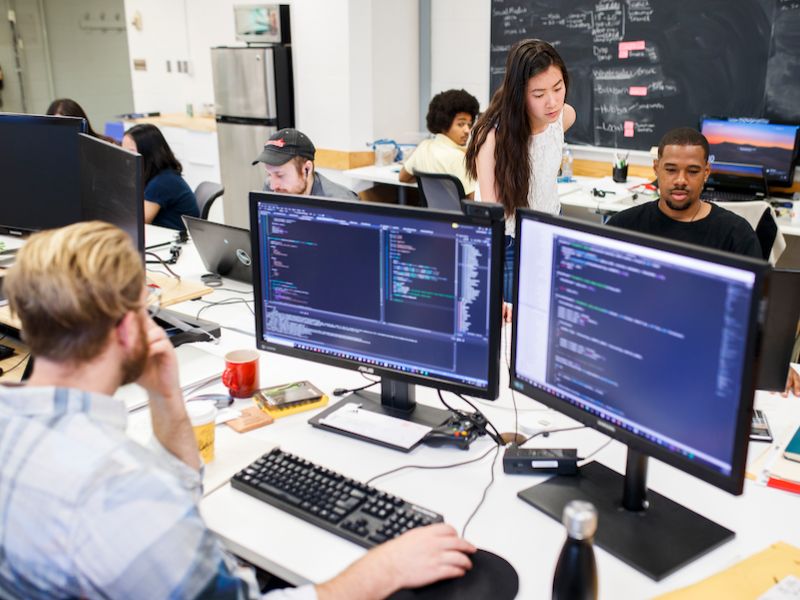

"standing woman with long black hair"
[123,124,199,231]
[466,39,575,318]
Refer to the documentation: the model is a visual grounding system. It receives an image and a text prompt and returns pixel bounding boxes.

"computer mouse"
[388,548,519,600]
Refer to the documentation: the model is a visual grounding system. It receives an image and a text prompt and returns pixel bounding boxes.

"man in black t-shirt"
[607,128,762,259]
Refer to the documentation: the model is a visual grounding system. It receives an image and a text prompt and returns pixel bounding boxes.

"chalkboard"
[490,0,800,151]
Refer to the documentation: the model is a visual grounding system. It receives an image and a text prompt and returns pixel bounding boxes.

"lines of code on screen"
[545,235,751,468]
[257,204,493,388]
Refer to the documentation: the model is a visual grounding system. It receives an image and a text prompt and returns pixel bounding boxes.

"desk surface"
[342,164,417,188]
[143,240,800,599]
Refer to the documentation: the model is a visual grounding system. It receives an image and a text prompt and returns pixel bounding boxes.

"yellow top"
[404,134,476,195]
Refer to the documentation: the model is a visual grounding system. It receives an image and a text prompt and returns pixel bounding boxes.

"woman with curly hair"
[399,89,480,198]
[465,39,575,315]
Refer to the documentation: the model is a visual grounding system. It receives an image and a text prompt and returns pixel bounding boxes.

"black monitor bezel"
[0,112,87,236]
[249,191,504,400]
[509,209,768,495]
[78,133,145,256]
[699,114,800,187]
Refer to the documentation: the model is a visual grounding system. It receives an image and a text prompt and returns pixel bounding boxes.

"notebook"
[700,161,769,203]
[182,216,252,284]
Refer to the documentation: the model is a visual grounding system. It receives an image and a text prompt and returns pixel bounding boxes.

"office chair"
[194,181,225,220]
[415,172,465,213]
[713,200,785,263]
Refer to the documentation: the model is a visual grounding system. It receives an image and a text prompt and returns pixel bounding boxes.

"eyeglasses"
[145,285,163,318]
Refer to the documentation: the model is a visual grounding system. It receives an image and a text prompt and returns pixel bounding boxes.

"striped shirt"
[0,385,315,600]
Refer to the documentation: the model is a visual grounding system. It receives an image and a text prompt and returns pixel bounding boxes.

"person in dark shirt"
[607,127,762,259]
[123,124,199,230]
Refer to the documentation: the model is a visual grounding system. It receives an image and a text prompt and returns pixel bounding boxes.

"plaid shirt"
[0,385,315,600]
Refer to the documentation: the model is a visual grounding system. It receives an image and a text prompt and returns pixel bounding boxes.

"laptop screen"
[705,162,768,196]
[700,117,799,186]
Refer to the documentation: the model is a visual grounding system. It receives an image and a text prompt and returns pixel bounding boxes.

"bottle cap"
[562,500,597,540]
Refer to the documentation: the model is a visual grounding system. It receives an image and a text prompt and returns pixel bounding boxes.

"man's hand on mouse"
[315,523,476,600]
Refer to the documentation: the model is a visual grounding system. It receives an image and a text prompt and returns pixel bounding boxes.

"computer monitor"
[510,210,768,580]
[756,269,800,391]
[79,133,145,255]
[0,113,86,235]
[700,117,800,186]
[249,192,504,451]
[704,161,768,198]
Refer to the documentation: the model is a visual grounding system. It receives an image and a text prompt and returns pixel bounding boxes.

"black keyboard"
[231,448,443,548]
[701,190,763,202]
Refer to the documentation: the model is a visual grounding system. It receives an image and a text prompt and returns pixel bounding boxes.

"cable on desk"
[504,328,520,442]
[1,352,31,376]
[365,443,497,486]
[519,425,586,447]
[436,390,503,445]
[195,298,254,319]
[461,444,500,539]
[145,252,181,280]
[333,380,379,397]
[214,288,254,295]
[579,438,612,466]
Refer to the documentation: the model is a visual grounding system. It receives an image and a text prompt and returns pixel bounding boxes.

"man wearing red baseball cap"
[252,128,358,200]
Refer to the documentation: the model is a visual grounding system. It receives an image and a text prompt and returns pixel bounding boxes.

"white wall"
[42,0,134,126]
[122,0,420,152]
[430,0,491,109]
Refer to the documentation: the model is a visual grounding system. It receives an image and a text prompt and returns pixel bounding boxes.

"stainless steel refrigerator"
[211,45,294,228]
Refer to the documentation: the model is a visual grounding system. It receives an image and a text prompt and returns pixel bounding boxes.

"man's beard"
[120,314,149,385]
[663,194,692,212]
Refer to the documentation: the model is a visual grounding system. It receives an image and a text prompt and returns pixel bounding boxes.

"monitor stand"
[517,448,734,581]
[308,378,451,452]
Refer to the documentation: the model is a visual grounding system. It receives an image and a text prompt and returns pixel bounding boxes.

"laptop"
[700,161,769,203]
[182,216,252,284]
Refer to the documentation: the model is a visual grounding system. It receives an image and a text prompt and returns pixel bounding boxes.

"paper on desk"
[747,424,800,485]
[654,542,800,600]
[319,402,432,450]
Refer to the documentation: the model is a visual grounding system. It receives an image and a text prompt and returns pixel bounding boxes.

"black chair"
[194,181,224,220]
[414,172,465,213]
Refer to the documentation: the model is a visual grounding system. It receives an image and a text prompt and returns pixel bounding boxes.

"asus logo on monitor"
[597,421,616,433]
[358,365,375,374]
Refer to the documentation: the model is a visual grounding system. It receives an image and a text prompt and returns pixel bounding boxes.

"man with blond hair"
[0,221,475,599]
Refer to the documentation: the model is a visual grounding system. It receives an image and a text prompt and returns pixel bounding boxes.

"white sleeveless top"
[505,110,564,236]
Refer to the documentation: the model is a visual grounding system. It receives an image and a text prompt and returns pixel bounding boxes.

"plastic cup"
[187,400,217,464]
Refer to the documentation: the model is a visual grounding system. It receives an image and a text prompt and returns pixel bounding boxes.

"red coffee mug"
[222,349,260,398]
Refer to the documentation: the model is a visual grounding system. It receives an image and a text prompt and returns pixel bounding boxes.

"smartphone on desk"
[784,425,800,463]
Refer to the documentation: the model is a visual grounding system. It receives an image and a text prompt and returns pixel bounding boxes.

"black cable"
[215,288,254,295]
[519,425,586,447]
[579,438,612,465]
[144,252,181,280]
[333,380,379,397]
[1,352,30,375]
[365,443,497,486]
[461,444,500,539]
[195,298,254,319]
[455,393,504,444]
[504,331,519,440]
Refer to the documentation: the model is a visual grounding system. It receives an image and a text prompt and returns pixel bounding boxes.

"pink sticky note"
[624,120,635,138]
[618,40,646,59]
[629,86,648,96]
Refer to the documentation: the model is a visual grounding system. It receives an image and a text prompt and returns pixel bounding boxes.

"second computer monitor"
[510,210,767,579]
[79,133,145,255]
[250,192,503,448]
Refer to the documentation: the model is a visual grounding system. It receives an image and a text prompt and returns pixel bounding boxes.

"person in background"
[0,221,477,599]
[123,124,199,230]
[253,128,358,200]
[465,39,576,319]
[606,128,762,259]
[46,97,116,144]
[398,89,480,199]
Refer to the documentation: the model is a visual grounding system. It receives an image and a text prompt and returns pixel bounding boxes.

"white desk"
[147,239,800,599]
[342,164,416,205]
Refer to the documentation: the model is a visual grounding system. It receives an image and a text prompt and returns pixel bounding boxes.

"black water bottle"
[552,500,598,600]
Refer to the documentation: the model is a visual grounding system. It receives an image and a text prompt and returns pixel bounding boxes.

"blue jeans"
[504,235,515,302]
